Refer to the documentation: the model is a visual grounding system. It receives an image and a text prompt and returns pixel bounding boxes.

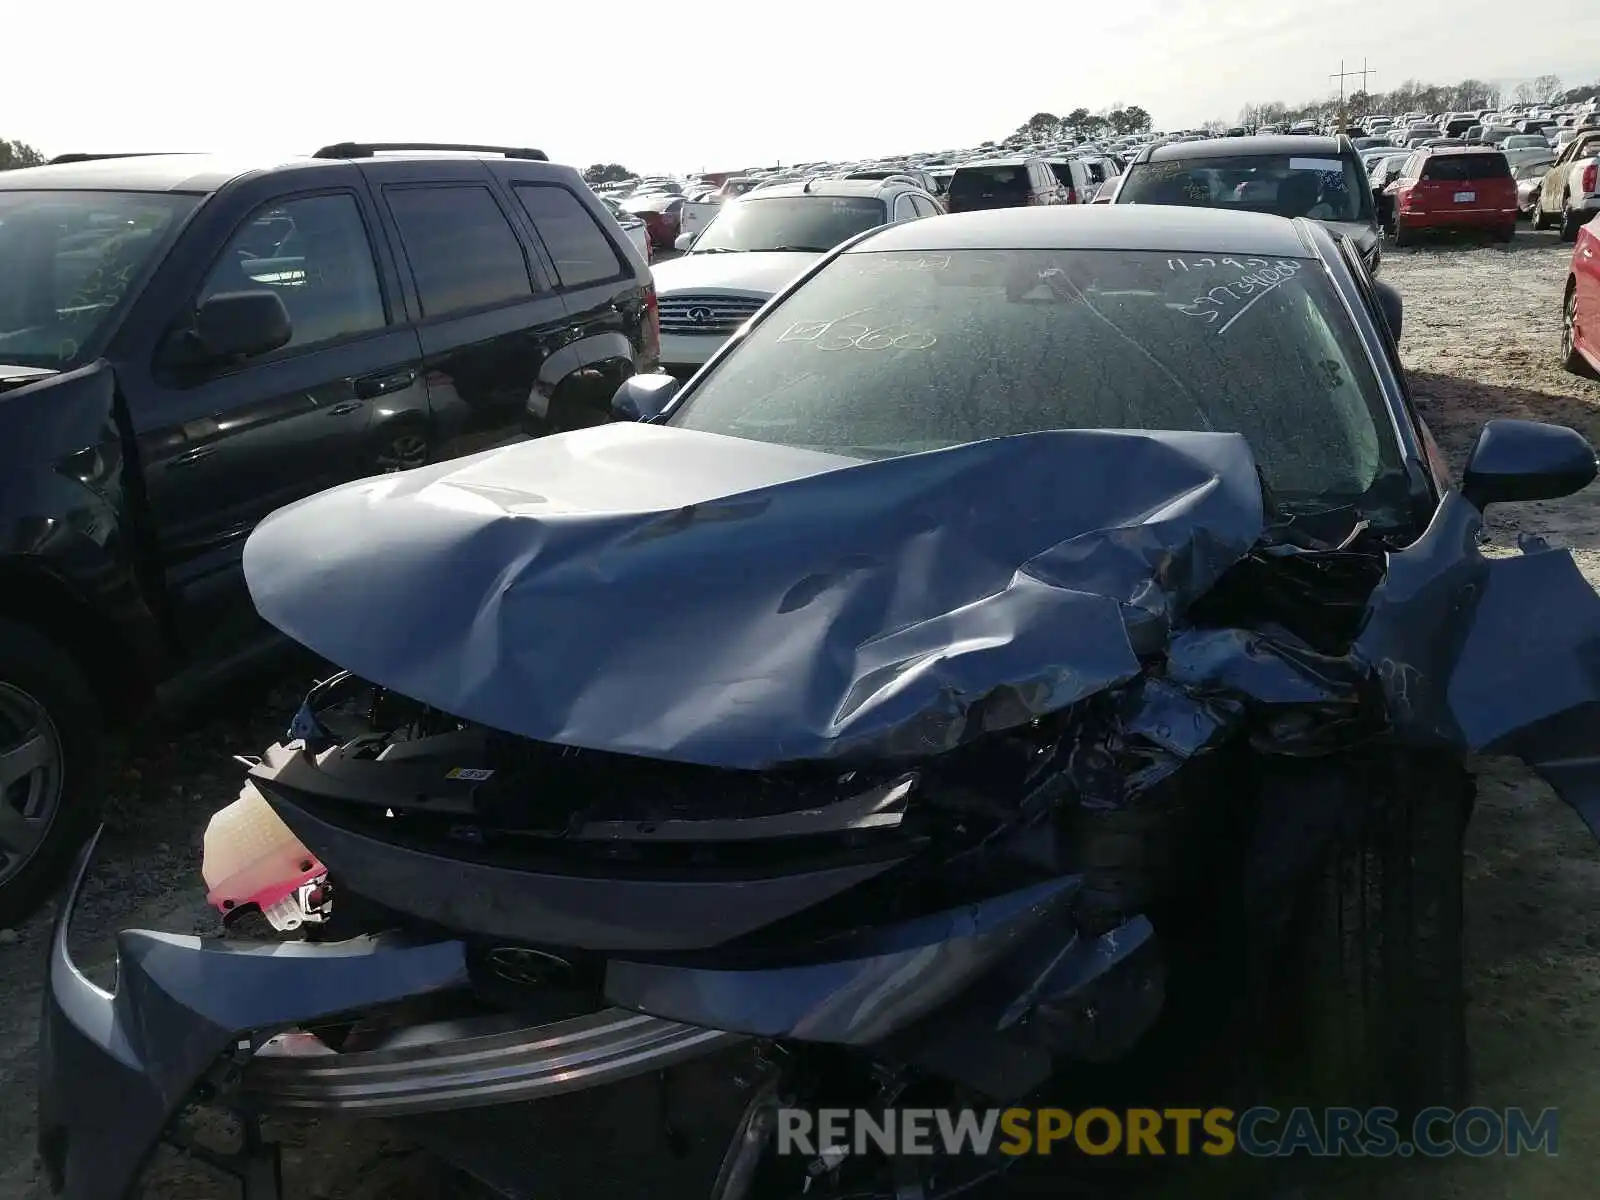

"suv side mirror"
[674,232,696,253]
[1461,418,1597,510]
[1373,280,1403,342]
[611,372,681,422]
[194,290,292,360]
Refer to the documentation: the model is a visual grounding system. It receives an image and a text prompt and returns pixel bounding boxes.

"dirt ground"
[0,227,1597,1200]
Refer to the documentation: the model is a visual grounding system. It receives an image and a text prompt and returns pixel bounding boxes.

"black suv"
[1113,135,1384,274]
[0,142,660,921]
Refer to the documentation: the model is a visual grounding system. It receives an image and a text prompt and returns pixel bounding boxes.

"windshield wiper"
[690,246,741,253]
[757,244,833,253]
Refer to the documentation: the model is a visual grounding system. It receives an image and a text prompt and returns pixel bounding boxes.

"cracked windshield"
[670,247,1400,510]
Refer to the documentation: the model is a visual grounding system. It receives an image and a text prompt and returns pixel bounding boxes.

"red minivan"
[1390,148,1518,245]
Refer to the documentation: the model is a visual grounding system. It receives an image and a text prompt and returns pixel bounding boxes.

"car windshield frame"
[664,244,1411,533]
[1116,152,1375,222]
[0,188,201,371]
[689,195,889,254]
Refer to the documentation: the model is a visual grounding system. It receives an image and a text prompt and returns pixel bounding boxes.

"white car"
[650,176,942,377]
[1531,127,1600,240]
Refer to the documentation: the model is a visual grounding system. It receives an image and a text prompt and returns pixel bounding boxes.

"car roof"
[843,206,1314,258]
[0,153,308,193]
[1140,135,1346,162]
[0,149,571,195]
[740,177,917,199]
[1419,146,1506,157]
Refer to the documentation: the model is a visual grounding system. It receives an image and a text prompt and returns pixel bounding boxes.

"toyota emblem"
[686,306,715,324]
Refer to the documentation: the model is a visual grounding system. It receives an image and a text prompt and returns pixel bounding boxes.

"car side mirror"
[1461,418,1597,511]
[193,290,292,361]
[1373,280,1403,342]
[674,232,696,253]
[611,372,681,422]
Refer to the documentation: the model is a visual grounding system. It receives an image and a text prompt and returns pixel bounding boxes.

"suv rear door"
[361,157,568,453]
[946,164,1034,212]
[503,173,655,429]
[115,165,426,653]
[1416,152,1515,216]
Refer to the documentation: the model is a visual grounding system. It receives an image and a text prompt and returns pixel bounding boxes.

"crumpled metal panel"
[243,423,1265,768]
[1356,490,1600,835]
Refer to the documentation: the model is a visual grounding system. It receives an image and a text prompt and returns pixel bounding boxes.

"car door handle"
[326,401,365,416]
[353,369,417,400]
[170,445,218,468]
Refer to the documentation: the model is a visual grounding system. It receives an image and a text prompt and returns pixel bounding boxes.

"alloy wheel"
[376,431,430,473]
[0,682,64,884]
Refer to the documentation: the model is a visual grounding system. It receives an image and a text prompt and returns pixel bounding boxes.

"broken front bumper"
[36,832,741,1200]
[38,827,1155,1200]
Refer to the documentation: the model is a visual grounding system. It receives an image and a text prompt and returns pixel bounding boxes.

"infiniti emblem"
[686,306,715,325]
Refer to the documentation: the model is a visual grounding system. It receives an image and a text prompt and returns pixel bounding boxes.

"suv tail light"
[1583,163,1598,195]
[644,284,661,363]
[1398,185,1417,211]
[1064,187,1078,204]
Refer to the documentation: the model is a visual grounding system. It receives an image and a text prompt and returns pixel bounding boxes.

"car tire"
[0,618,105,929]
[1532,202,1551,231]
[1392,222,1413,247]
[1564,281,1596,377]
[374,421,432,474]
[1289,749,1472,1114]
[1497,224,1516,243]
[1559,202,1583,242]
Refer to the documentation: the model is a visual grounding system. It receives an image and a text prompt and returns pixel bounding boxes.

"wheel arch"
[0,559,154,717]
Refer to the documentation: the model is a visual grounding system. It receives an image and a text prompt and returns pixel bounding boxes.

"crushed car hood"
[243,423,1265,768]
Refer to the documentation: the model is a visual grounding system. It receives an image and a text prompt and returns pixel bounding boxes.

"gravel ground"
[0,227,1596,1200]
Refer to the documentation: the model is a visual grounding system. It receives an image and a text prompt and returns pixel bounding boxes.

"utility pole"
[1330,58,1377,129]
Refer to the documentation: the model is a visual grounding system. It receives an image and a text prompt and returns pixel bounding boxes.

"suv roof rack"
[45,152,188,165]
[312,142,549,161]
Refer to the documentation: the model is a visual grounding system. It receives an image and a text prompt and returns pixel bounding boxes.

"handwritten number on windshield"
[778,308,937,351]
[1176,260,1303,332]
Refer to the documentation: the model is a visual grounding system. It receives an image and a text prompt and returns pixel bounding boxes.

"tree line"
[1010,106,1153,143]
[1234,73,1598,130]
[1,138,45,170]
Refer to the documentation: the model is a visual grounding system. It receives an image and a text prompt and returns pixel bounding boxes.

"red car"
[620,193,683,251]
[1390,147,1518,245]
[1564,213,1600,377]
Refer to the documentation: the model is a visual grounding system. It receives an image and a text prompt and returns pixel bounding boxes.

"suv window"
[384,185,533,318]
[0,189,198,370]
[893,194,919,221]
[1419,154,1510,181]
[947,164,1033,209]
[200,193,386,353]
[1118,152,1372,220]
[909,194,940,218]
[512,184,627,287]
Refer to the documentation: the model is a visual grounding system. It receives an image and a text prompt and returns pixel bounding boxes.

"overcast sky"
[3,0,1594,174]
